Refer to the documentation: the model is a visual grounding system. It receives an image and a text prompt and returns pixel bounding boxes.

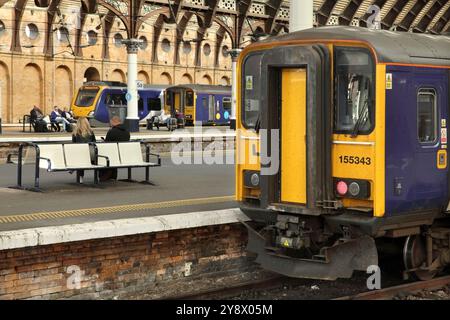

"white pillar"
[123,39,141,132]
[289,0,314,32]
[229,48,242,130]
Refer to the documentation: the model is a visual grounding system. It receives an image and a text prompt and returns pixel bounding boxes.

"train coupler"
[242,221,378,280]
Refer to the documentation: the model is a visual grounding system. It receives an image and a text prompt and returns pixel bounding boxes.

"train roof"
[257,26,450,67]
[83,81,168,90]
[167,84,231,94]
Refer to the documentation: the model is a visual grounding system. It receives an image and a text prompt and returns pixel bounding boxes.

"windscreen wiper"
[350,99,369,138]
[254,113,261,133]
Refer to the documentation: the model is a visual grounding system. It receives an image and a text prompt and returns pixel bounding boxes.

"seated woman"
[72,117,96,183]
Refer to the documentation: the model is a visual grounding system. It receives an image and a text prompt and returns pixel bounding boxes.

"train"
[236,26,450,281]
[164,85,232,126]
[70,81,167,124]
[71,82,232,126]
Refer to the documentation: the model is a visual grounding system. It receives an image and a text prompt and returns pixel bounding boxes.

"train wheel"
[403,235,438,281]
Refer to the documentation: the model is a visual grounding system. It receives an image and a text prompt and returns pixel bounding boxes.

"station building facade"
[0,0,237,123]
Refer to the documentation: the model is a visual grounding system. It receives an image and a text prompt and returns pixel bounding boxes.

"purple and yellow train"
[236,26,450,281]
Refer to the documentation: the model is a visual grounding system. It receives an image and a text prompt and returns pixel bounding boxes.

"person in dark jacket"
[100,116,130,181]
[105,116,130,142]
[72,117,96,183]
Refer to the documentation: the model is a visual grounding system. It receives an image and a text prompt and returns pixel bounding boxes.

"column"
[123,39,141,132]
[289,0,314,33]
[229,48,242,130]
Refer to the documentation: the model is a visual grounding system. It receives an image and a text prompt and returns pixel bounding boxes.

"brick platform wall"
[0,223,264,300]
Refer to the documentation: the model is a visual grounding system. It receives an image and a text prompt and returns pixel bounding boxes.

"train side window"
[223,97,231,113]
[418,88,437,144]
[186,91,194,106]
[138,97,144,113]
[148,98,161,111]
[105,93,126,105]
[202,97,207,109]
[334,47,375,135]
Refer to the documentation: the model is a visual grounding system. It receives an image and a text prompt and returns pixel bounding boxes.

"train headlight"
[251,173,260,187]
[334,178,370,199]
[348,182,360,197]
[244,170,260,188]
[336,181,348,196]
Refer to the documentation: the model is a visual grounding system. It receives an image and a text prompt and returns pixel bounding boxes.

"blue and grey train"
[164,85,232,125]
[71,81,167,124]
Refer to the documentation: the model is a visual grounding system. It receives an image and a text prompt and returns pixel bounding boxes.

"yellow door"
[174,92,182,113]
[281,68,307,204]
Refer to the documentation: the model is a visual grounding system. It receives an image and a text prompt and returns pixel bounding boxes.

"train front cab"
[236,33,450,280]
[71,84,104,118]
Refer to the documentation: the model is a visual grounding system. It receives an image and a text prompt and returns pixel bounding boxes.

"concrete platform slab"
[0,208,248,250]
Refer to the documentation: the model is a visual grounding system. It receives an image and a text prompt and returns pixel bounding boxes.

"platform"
[0,154,236,232]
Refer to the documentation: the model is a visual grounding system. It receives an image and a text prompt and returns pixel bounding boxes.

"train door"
[280,68,307,204]
[174,91,182,113]
[412,71,449,209]
[208,95,215,121]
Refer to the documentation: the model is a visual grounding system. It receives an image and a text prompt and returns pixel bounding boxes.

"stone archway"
[84,67,100,82]
[55,65,73,109]
[0,61,10,122]
[180,73,193,84]
[159,72,172,85]
[138,70,150,84]
[19,63,43,117]
[201,74,212,85]
[220,76,230,86]
[110,69,126,83]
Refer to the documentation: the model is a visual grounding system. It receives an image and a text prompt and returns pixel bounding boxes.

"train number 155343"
[338,155,372,165]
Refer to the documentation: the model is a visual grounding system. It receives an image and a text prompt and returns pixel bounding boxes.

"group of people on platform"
[30,105,76,132]
[30,105,130,184]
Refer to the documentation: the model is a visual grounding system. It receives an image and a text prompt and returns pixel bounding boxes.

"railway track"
[167,276,287,300]
[337,275,450,300]
[167,273,450,300]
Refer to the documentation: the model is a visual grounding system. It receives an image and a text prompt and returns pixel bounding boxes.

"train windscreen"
[242,53,263,128]
[75,88,99,107]
[334,47,374,135]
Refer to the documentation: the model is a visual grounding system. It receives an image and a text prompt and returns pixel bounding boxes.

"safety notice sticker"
[442,128,447,144]
[246,76,253,90]
[386,73,392,90]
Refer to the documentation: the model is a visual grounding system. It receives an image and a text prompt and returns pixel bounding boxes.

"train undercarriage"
[241,207,450,281]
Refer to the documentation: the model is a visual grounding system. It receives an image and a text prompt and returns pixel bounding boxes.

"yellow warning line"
[0,195,235,224]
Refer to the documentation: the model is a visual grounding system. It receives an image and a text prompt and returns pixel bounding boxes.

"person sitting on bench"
[50,106,70,132]
[30,105,49,132]
[99,116,130,181]
[72,117,96,184]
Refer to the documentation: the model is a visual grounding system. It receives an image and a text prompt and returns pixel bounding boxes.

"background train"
[71,81,166,125]
[71,82,232,127]
[164,85,232,126]
[236,26,450,281]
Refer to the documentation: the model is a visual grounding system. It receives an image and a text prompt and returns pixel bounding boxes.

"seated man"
[50,106,70,132]
[30,106,49,132]
[62,107,76,123]
[105,116,130,142]
[100,116,130,181]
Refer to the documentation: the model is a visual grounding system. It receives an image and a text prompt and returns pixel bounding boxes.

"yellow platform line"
[0,195,235,224]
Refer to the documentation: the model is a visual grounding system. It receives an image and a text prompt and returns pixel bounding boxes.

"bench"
[7,141,161,191]
[94,142,161,184]
[22,114,60,132]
